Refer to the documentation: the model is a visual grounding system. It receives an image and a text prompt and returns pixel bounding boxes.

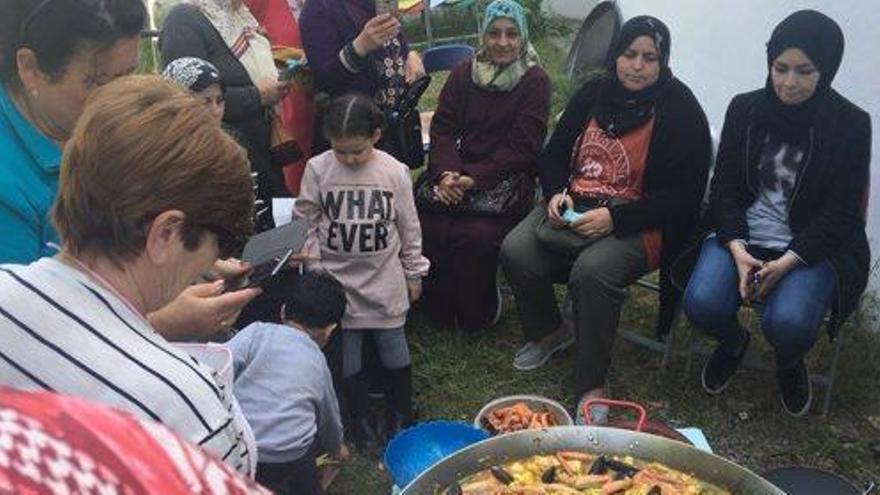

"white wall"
[552,0,880,326]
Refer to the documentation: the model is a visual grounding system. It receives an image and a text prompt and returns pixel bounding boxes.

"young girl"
[296,93,429,443]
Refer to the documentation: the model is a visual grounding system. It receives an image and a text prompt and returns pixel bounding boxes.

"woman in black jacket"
[160,0,290,211]
[682,10,871,417]
[500,16,711,419]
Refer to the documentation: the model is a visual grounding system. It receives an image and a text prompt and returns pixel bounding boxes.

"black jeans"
[256,441,321,495]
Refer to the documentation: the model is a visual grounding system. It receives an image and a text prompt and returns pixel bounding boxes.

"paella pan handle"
[582,398,647,432]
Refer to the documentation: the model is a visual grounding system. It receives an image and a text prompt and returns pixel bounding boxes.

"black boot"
[384,366,413,443]
[342,372,379,448]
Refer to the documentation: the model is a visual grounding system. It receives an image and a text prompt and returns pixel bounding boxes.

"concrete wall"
[551,0,880,326]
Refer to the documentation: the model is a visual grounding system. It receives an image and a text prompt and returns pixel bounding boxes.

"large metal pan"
[401,425,784,494]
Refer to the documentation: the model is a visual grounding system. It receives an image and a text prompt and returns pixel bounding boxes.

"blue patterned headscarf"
[482,0,529,45]
[472,0,540,91]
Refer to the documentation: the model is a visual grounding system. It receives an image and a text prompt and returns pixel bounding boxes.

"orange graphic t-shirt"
[569,118,662,270]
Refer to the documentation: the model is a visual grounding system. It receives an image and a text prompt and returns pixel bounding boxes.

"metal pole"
[422,0,434,48]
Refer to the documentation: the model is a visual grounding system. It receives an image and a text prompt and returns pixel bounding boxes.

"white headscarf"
[185,0,278,84]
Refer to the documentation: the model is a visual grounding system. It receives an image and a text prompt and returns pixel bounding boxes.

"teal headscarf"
[472,0,541,91]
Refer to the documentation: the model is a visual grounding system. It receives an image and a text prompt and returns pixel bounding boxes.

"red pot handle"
[582,398,647,432]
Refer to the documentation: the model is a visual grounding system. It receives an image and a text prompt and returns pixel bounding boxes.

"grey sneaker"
[512,328,575,371]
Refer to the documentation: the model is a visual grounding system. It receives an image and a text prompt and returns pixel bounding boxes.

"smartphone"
[375,0,398,16]
[248,248,295,288]
[226,248,295,292]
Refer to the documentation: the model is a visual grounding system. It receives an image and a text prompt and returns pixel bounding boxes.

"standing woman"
[500,16,711,415]
[419,0,550,332]
[299,0,425,154]
[0,0,258,341]
[244,0,315,195]
[160,0,290,204]
[682,10,871,417]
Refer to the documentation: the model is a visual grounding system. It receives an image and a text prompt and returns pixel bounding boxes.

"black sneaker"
[777,360,812,417]
[701,330,750,395]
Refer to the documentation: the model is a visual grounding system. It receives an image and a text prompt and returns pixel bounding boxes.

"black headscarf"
[757,10,845,142]
[593,15,673,137]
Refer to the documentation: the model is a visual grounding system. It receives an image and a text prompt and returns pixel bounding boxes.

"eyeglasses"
[200,223,247,259]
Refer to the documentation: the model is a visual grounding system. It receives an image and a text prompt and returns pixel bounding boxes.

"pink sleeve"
[294,161,324,267]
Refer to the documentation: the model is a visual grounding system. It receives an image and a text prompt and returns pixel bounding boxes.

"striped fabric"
[0,258,255,476]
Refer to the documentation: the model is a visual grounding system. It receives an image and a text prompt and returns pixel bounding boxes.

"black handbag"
[414,171,527,216]
[381,76,431,169]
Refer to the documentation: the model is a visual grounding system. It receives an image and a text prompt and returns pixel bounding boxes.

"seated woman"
[418,0,550,332]
[682,10,870,417]
[0,75,257,474]
[500,16,711,416]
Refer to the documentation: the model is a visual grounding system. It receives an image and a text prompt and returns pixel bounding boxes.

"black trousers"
[256,441,321,495]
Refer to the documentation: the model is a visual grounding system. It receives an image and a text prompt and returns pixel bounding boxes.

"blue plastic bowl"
[384,420,489,488]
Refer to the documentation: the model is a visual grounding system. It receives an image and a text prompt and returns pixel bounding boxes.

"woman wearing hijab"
[500,16,711,418]
[681,10,871,417]
[160,0,290,208]
[163,57,227,124]
[418,0,551,332]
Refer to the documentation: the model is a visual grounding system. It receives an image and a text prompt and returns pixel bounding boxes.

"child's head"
[322,93,384,167]
[280,270,347,346]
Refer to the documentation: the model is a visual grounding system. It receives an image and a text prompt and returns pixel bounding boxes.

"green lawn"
[329,287,880,493]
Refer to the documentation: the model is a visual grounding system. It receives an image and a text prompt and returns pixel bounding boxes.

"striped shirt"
[0,258,255,476]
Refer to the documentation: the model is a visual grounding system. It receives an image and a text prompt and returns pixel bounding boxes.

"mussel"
[541,466,557,484]
[490,466,514,485]
[647,486,662,495]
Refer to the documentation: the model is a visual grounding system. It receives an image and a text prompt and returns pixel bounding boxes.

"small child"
[296,93,430,443]
[228,271,348,495]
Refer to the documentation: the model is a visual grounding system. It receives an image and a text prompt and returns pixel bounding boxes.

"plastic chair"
[422,44,474,74]
[419,44,474,152]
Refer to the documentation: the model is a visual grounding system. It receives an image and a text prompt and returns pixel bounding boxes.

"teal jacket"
[0,84,61,264]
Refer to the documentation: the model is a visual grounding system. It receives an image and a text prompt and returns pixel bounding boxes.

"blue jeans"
[682,236,835,368]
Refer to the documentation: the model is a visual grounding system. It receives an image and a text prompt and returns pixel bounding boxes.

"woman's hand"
[147,282,261,341]
[353,14,400,56]
[407,278,422,303]
[728,241,764,303]
[434,172,473,205]
[754,252,800,300]
[546,193,573,229]
[570,207,614,238]
[404,51,426,84]
[256,78,289,105]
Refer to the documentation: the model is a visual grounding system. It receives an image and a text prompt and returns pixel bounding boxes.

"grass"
[329,287,880,494]
[328,27,880,495]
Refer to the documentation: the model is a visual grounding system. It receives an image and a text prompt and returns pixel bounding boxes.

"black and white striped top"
[0,258,254,475]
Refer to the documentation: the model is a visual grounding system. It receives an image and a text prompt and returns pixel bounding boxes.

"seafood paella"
[443,451,731,494]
